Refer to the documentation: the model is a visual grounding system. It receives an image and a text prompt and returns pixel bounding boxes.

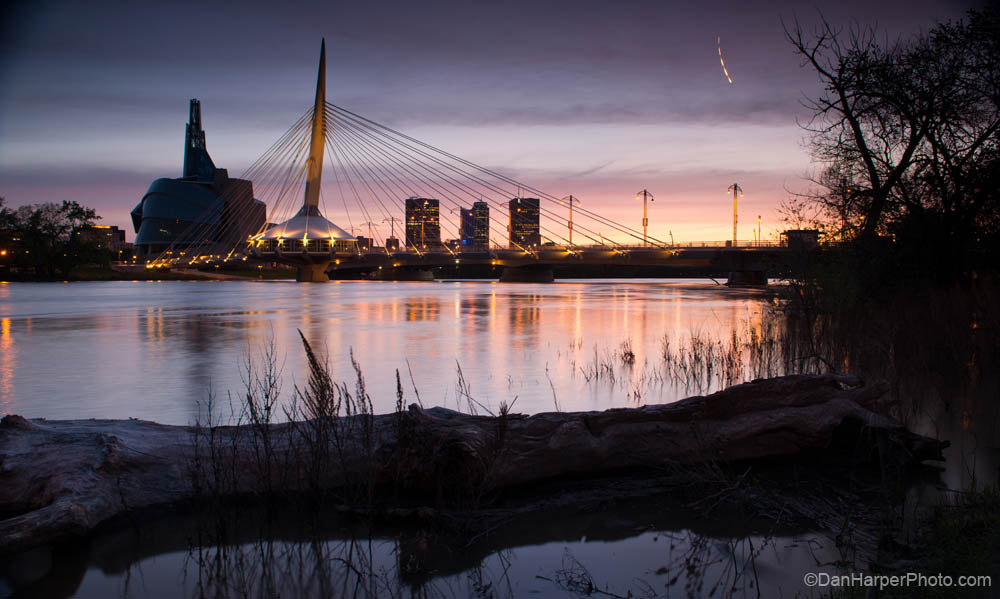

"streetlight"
[757,215,761,247]
[727,183,744,247]
[560,195,581,245]
[382,216,400,252]
[635,189,654,246]
[361,221,377,252]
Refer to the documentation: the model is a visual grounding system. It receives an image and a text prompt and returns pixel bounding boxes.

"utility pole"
[757,215,761,247]
[728,183,743,247]
[635,189,654,246]
[561,195,581,245]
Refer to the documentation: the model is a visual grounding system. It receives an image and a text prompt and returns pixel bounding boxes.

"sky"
[0,0,985,244]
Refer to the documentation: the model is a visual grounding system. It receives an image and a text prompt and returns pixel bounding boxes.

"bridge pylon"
[247,40,358,281]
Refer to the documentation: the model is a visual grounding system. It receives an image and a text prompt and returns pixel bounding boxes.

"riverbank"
[0,266,297,282]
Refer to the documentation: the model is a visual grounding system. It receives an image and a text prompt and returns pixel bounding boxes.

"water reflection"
[0,280,770,423]
[0,495,845,599]
[404,297,439,322]
[0,317,15,407]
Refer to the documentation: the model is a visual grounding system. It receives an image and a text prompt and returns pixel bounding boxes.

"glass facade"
[405,198,441,249]
[459,201,490,249]
[508,197,540,248]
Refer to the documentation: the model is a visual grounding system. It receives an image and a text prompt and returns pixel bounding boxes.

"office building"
[460,201,490,249]
[73,225,127,253]
[405,198,440,249]
[508,197,540,248]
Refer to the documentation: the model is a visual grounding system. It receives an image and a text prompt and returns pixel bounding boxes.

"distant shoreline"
[0,264,770,283]
[0,266,296,282]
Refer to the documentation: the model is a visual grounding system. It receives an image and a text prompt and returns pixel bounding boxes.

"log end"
[1,415,41,432]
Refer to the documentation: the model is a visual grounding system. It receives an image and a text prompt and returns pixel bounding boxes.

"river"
[1,278,983,598]
[0,279,772,424]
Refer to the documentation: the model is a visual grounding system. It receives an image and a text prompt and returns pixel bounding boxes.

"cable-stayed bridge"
[148,41,793,283]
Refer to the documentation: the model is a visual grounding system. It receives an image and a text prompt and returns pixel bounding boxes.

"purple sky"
[0,0,982,243]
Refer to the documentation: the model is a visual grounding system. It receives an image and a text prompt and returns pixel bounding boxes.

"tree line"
[0,198,109,278]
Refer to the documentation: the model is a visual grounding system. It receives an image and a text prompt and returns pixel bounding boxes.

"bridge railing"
[560,241,786,249]
[352,240,790,255]
[674,240,785,248]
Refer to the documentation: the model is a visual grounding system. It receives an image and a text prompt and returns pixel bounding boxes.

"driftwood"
[0,374,946,555]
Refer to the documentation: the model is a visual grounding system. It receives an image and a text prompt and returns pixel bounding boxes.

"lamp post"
[382,216,400,249]
[727,183,743,247]
[757,215,761,247]
[561,195,581,245]
[635,189,654,246]
[361,221,377,252]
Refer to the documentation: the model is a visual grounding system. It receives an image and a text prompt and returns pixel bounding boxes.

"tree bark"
[0,374,945,555]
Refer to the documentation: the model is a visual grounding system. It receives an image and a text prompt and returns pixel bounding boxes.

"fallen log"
[0,374,946,555]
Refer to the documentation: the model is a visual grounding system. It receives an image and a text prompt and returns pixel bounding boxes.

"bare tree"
[909,11,1000,248]
[787,10,1000,268]
[786,17,935,241]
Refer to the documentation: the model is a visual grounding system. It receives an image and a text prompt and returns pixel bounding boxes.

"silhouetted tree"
[787,9,1000,272]
[1,200,103,278]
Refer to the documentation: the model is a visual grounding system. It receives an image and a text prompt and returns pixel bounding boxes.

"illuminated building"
[130,99,266,256]
[460,201,489,249]
[73,225,126,252]
[460,208,474,246]
[405,197,440,249]
[508,197,540,248]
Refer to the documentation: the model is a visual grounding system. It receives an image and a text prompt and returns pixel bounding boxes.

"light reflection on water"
[4,279,991,598]
[2,279,850,599]
[0,279,770,424]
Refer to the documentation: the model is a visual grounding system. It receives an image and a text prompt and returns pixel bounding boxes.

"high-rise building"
[472,201,489,249]
[508,197,540,248]
[460,201,490,249]
[460,208,475,247]
[405,198,440,249]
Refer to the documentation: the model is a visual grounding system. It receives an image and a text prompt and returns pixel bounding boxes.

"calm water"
[0,279,770,424]
[2,496,847,599]
[0,279,931,598]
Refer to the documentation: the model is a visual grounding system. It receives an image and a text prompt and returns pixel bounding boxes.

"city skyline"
[0,0,982,243]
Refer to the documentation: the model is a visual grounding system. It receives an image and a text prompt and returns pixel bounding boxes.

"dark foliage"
[786,9,1000,282]
[0,197,107,278]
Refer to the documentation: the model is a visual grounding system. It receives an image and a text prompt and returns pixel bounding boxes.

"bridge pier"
[296,263,330,282]
[499,265,554,283]
[725,270,768,287]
